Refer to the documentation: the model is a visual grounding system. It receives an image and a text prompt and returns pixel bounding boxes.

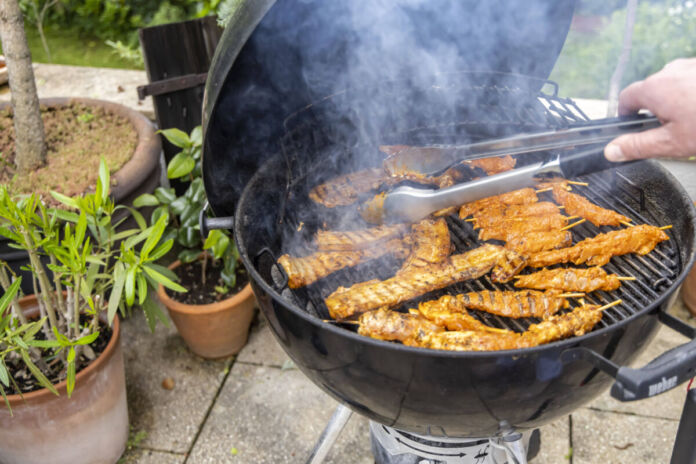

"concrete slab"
[186,363,373,464]
[572,408,678,463]
[121,310,231,454]
[118,448,185,464]
[0,63,154,119]
[236,314,291,368]
[534,417,571,464]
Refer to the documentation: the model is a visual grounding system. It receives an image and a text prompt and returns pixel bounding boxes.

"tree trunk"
[0,0,46,172]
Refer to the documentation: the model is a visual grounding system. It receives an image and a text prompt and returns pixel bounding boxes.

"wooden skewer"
[620,221,634,227]
[597,299,622,311]
[465,218,477,222]
[566,215,579,220]
[323,319,359,325]
[485,326,512,334]
[567,180,589,186]
[558,206,565,209]
[559,293,585,298]
[617,276,637,281]
[560,218,586,231]
[536,187,553,193]
[659,225,673,230]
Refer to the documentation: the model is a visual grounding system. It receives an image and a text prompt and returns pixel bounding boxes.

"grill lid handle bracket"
[199,201,235,240]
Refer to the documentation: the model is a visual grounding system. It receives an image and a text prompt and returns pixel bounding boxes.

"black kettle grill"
[199,1,696,462]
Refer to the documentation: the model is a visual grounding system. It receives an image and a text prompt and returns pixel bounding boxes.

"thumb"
[604,127,672,161]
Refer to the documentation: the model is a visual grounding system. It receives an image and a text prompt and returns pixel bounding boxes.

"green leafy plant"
[135,126,242,294]
[0,158,184,405]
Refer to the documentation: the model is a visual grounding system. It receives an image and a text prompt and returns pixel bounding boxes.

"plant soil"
[166,259,250,306]
[0,102,137,206]
[5,316,112,394]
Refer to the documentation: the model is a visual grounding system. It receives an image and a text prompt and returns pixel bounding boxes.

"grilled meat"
[316,223,409,251]
[279,238,409,289]
[528,225,669,268]
[515,266,621,292]
[357,308,444,345]
[325,244,526,319]
[418,304,602,351]
[504,230,573,255]
[503,201,562,218]
[360,192,387,224]
[459,188,538,218]
[380,145,516,177]
[457,289,569,319]
[552,185,630,227]
[463,155,517,175]
[399,218,452,271]
[309,168,384,207]
[413,295,513,332]
[478,214,568,241]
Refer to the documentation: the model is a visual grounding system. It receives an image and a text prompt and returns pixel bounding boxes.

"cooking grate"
[264,76,680,336]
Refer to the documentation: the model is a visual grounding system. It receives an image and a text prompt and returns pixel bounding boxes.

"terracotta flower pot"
[0,294,128,464]
[682,264,696,317]
[157,259,257,359]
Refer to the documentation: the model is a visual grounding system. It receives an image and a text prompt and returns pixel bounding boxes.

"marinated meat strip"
[552,185,630,227]
[413,295,513,332]
[527,225,669,268]
[357,308,444,345]
[504,230,573,255]
[325,244,526,319]
[309,168,385,208]
[459,188,538,218]
[473,210,566,230]
[503,201,561,218]
[418,304,602,351]
[361,192,387,223]
[316,223,409,251]
[399,218,452,271]
[279,238,409,289]
[380,145,516,176]
[457,289,569,319]
[463,155,517,175]
[478,214,568,241]
[515,266,621,292]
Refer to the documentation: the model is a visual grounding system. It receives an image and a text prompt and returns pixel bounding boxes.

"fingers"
[604,126,673,161]
[617,80,649,116]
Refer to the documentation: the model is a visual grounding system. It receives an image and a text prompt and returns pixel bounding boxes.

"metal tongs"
[378,114,660,223]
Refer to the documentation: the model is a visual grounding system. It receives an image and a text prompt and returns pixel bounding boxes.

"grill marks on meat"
[309,168,384,208]
[325,244,526,320]
[478,215,568,242]
[463,155,517,175]
[504,230,573,255]
[418,304,602,351]
[459,188,539,219]
[358,308,443,346]
[515,267,621,293]
[503,201,561,218]
[457,289,569,319]
[316,223,409,251]
[279,238,409,289]
[527,225,669,268]
[399,218,452,271]
[552,185,630,227]
[412,295,510,332]
[380,145,517,177]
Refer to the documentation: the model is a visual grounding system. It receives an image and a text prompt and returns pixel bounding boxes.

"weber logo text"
[648,376,678,396]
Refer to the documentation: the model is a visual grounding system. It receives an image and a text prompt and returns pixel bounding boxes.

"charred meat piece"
[357,308,444,345]
[552,185,630,227]
[527,225,669,268]
[457,289,569,319]
[399,218,452,271]
[463,155,517,175]
[418,304,602,351]
[309,168,384,208]
[515,266,621,293]
[325,244,526,319]
[413,295,512,332]
[478,214,568,241]
[380,145,517,177]
[316,223,409,251]
[459,188,538,218]
[279,238,409,289]
[504,230,573,255]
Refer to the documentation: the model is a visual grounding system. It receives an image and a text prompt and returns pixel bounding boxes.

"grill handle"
[199,201,235,240]
[558,144,638,179]
[561,310,696,402]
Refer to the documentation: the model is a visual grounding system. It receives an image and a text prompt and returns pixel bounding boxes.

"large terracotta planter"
[0,295,128,464]
[157,259,256,359]
[0,97,162,294]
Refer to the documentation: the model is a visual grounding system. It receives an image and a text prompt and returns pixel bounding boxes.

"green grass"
[1,24,142,70]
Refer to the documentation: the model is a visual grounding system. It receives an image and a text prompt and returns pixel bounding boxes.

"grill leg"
[489,428,528,464]
[306,404,353,464]
[671,388,696,464]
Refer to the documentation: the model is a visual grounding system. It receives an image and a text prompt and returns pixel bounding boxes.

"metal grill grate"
[266,77,680,335]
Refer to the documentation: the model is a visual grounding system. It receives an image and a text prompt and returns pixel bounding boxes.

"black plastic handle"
[199,201,235,240]
[558,145,636,179]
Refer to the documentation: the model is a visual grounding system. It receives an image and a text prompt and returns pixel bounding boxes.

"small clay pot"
[157,259,257,359]
[0,294,128,464]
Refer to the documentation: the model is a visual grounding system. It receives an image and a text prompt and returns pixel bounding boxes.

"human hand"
[604,58,696,162]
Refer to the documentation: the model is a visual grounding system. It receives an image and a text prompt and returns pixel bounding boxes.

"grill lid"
[202,0,577,217]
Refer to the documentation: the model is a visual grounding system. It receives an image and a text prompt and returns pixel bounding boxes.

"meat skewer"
[310,168,385,207]
[417,300,619,351]
[514,266,624,293]
[316,223,409,251]
[459,187,539,219]
[478,214,569,241]
[380,145,517,177]
[504,230,573,255]
[357,308,445,346]
[399,218,452,271]
[325,244,526,319]
[527,224,670,268]
[410,296,512,332]
[456,289,572,319]
[552,184,631,227]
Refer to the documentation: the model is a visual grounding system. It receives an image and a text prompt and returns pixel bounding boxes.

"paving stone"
[0,63,154,119]
[187,363,373,463]
[236,314,291,368]
[121,310,231,454]
[572,408,678,463]
[534,417,571,464]
[118,447,185,464]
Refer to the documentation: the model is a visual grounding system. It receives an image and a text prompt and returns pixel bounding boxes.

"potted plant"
[135,127,255,359]
[0,159,182,463]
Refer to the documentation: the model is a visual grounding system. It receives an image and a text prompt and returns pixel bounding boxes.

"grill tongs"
[380,114,660,223]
